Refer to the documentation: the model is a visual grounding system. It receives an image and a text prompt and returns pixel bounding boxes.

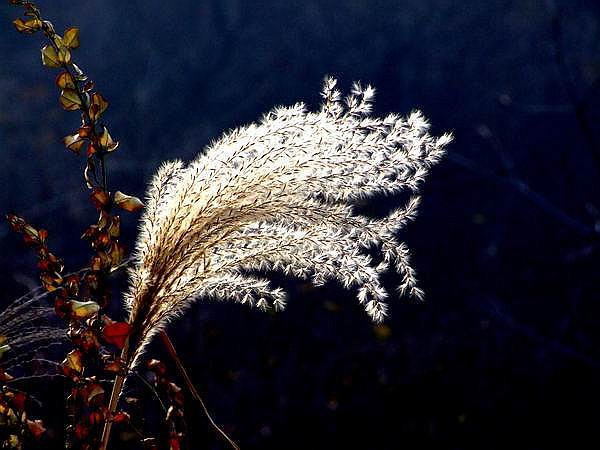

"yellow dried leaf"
[114,191,144,212]
[70,300,100,319]
[62,350,83,374]
[63,27,80,49]
[41,45,61,68]
[59,88,82,111]
[13,18,42,34]
[57,46,71,64]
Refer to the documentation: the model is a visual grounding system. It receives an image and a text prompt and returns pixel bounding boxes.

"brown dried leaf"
[89,92,108,122]
[83,271,100,290]
[55,71,76,89]
[114,191,144,212]
[78,125,92,138]
[98,126,119,152]
[40,272,63,292]
[90,188,111,210]
[84,383,104,405]
[26,420,46,439]
[83,80,94,92]
[62,27,80,49]
[112,411,130,424]
[62,133,86,155]
[102,322,131,349]
[91,252,110,271]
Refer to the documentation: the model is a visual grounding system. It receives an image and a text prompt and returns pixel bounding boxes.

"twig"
[448,152,597,238]
[547,0,600,174]
[159,331,240,450]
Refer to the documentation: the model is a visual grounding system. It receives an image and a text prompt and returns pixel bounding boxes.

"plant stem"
[99,339,129,450]
[159,331,240,450]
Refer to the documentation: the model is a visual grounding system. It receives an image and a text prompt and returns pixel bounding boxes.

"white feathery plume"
[124,77,451,368]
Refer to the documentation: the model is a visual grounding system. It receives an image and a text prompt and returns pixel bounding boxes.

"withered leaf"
[108,241,125,269]
[41,44,61,68]
[108,216,121,238]
[62,27,80,49]
[69,300,100,319]
[112,411,130,424]
[98,125,118,152]
[56,71,76,89]
[6,214,23,231]
[62,349,83,375]
[103,360,122,374]
[83,271,100,291]
[59,88,82,111]
[57,46,71,64]
[84,383,104,405]
[10,391,27,412]
[89,92,108,122]
[38,228,48,243]
[26,420,46,439]
[86,143,99,158]
[90,188,111,210]
[169,436,182,450]
[102,322,131,349]
[0,368,14,382]
[147,359,167,375]
[74,421,89,441]
[83,80,95,92]
[78,125,92,138]
[64,275,80,296]
[114,191,144,212]
[91,252,110,271]
[13,18,42,34]
[62,133,86,155]
[40,272,63,292]
[50,37,71,64]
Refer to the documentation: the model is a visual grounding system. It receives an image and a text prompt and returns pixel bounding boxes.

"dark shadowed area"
[1,0,599,449]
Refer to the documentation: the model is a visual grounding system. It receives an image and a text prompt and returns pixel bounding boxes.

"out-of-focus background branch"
[1,0,599,448]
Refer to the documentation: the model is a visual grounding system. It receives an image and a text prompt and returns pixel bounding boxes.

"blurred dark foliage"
[1,0,599,449]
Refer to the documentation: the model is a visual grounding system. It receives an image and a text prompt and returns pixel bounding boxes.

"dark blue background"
[1,1,599,448]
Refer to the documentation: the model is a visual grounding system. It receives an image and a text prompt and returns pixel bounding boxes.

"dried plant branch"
[159,331,240,450]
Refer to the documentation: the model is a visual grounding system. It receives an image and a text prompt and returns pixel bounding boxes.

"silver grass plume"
[0,287,66,372]
[124,77,451,369]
